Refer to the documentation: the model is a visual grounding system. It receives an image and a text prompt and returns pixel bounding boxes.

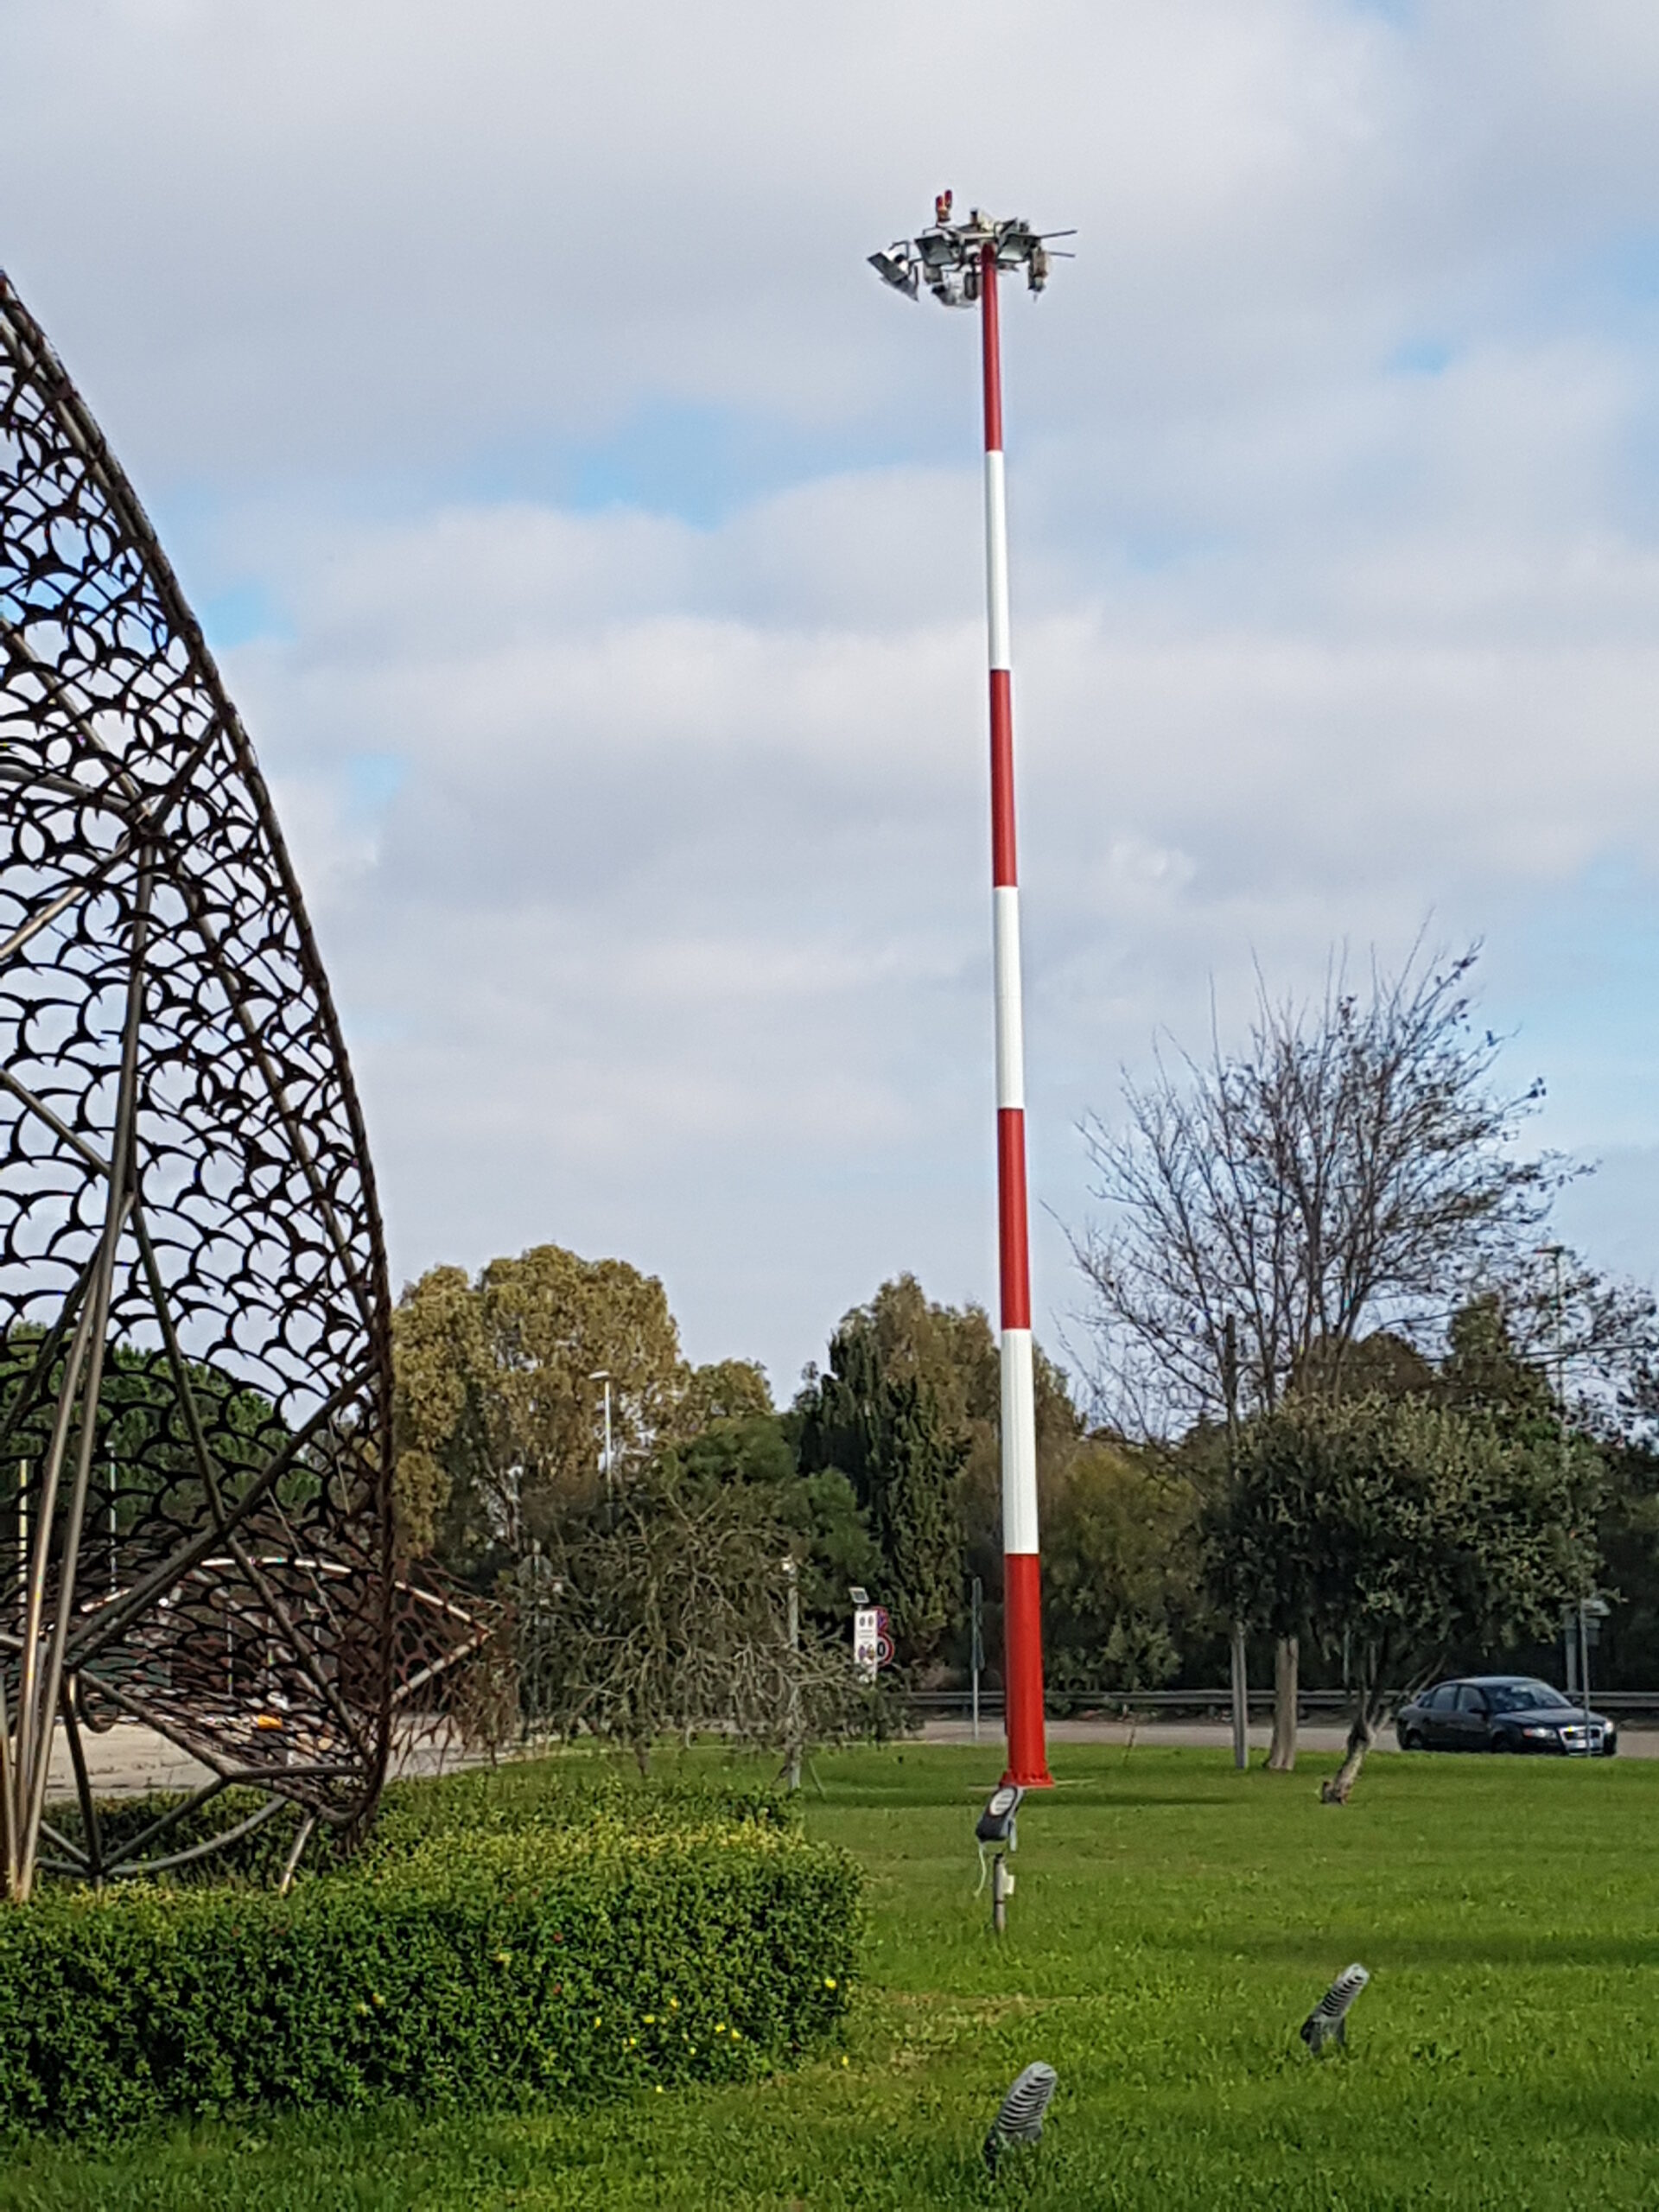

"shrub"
[43,1757,798,1889]
[3,1765,861,2138]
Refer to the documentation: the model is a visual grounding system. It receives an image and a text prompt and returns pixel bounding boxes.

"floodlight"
[1300,1962,1370,2054]
[868,247,918,298]
[976,1783,1023,1847]
[983,2062,1058,2171]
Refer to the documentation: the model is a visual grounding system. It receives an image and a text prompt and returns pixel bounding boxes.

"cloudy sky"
[8,0,1659,1397]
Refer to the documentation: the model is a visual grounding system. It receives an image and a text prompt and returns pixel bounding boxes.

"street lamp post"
[589,1370,613,1501]
[870,196,1069,1789]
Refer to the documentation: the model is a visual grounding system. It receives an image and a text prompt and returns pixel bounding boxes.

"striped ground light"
[1300,1963,1370,2053]
[983,2060,1058,2171]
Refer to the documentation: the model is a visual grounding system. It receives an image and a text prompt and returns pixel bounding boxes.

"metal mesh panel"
[0,271,461,1893]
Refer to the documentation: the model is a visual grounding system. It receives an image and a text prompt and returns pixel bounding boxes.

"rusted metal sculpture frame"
[0,271,460,1898]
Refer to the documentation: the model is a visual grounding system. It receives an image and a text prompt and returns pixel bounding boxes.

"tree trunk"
[1229,1620,1249,1770]
[1267,1636,1298,1770]
[1320,1704,1376,1803]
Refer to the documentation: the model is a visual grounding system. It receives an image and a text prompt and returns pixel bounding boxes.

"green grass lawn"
[3,1743,1656,2209]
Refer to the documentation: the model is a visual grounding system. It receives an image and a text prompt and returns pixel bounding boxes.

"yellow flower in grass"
[823,1977,837,1990]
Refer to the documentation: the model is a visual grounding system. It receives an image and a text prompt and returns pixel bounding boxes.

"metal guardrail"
[907,1687,1659,1719]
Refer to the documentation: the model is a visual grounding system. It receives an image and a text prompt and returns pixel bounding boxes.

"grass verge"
[3,1743,1656,2207]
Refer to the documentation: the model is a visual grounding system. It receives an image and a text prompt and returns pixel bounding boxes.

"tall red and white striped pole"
[979,243,1052,1789]
[868,201,1060,1788]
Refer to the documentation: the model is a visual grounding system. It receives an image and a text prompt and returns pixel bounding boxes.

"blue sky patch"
[1389,336,1452,378]
[200,581,294,650]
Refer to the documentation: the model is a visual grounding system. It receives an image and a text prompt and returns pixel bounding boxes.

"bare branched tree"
[1070,942,1560,1764]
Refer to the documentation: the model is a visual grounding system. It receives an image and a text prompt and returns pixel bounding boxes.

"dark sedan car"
[1395,1675,1617,1757]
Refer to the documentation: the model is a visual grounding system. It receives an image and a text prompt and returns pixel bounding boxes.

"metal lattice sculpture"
[0,270,466,1898]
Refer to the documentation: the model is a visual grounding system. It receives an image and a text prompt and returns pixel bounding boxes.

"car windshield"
[1486,1682,1571,1713]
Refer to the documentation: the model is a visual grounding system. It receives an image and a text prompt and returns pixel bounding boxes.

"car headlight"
[1522,1726,1558,1738]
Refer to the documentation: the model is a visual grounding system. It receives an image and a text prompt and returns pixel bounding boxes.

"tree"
[1211,1387,1599,1802]
[794,1275,1081,1668]
[673,1359,773,1432]
[796,1313,964,1664]
[660,1409,882,1631]
[530,1465,864,1771]
[1042,1440,1212,1694]
[392,1243,725,1581]
[1072,944,1556,1765]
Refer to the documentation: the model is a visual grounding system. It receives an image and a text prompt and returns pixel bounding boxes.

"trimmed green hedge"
[45,1759,798,1889]
[2,1765,861,2138]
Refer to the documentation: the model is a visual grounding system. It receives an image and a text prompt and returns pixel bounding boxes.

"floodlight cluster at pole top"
[868,194,1070,1790]
[868,192,1071,306]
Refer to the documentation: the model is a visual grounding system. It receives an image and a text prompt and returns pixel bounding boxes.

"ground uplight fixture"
[975,1783,1025,1933]
[1300,1963,1370,2054]
[868,191,1071,1793]
[982,2061,1058,2172]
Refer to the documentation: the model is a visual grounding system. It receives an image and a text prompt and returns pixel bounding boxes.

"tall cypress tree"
[798,1323,964,1664]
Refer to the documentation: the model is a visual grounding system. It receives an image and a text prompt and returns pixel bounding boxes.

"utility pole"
[783,1555,802,1791]
[1541,1245,1590,1723]
[1223,1315,1249,1771]
[970,1574,983,1745]
[871,196,1070,1789]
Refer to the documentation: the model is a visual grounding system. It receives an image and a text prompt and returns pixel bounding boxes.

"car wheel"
[1493,1730,1519,1753]
[1402,1728,1426,1751]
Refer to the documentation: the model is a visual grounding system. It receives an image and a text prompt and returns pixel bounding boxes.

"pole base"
[1000,1763,1054,1789]
[1001,1551,1051,1785]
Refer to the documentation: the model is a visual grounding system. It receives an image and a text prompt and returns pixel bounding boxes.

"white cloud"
[9,0,1659,1380]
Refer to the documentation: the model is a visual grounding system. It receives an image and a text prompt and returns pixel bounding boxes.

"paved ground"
[918,1716,1659,1755]
[41,1722,480,1801]
[35,1716,1655,1797]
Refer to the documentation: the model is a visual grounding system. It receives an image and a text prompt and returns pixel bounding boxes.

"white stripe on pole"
[1000,1328,1039,1553]
[992,885,1025,1110]
[983,450,1011,671]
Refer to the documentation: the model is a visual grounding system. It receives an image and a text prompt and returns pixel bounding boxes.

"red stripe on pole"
[989,671,1016,885]
[996,1107,1032,1330]
[980,245,1002,452]
[1001,1552,1052,1787]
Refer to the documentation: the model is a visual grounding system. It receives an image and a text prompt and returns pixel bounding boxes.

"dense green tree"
[0,1330,291,1554]
[1043,1440,1213,1694]
[795,1315,963,1664]
[794,1275,1080,1668]
[1211,1387,1599,1801]
[392,1243,770,1581]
